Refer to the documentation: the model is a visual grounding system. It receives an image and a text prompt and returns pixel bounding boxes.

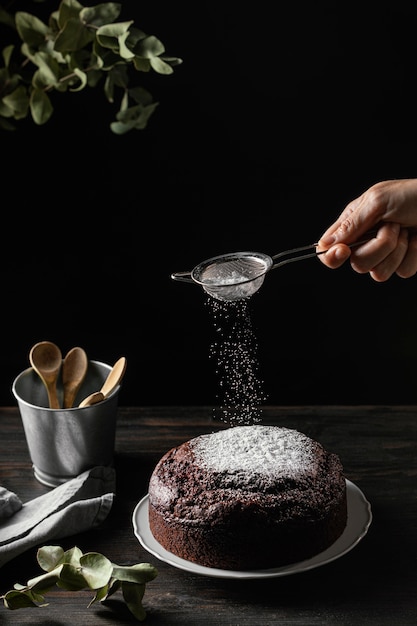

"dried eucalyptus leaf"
[70,67,88,91]
[131,34,165,59]
[80,3,122,27]
[15,12,49,47]
[88,582,110,606]
[132,57,152,72]
[150,56,174,75]
[32,51,60,86]
[57,563,88,591]
[79,552,113,589]
[29,87,53,125]
[2,86,29,119]
[0,6,16,29]
[54,17,94,52]
[1,544,157,621]
[2,44,14,68]
[3,589,46,609]
[62,546,84,567]
[96,20,133,52]
[121,581,147,622]
[118,30,135,60]
[104,577,121,598]
[27,569,61,592]
[57,0,84,28]
[0,1,183,133]
[112,563,158,584]
[128,86,153,106]
[37,545,65,572]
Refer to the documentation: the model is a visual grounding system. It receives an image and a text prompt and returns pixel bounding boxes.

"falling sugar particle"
[205,296,268,426]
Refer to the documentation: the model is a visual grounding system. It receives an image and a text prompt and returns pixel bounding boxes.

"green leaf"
[37,546,64,573]
[96,21,134,53]
[15,12,49,48]
[130,34,165,59]
[160,55,183,68]
[88,583,110,606]
[118,30,135,60]
[56,563,87,591]
[0,117,17,130]
[112,563,158,584]
[93,38,121,70]
[0,66,21,96]
[30,87,54,125]
[32,51,61,87]
[70,67,88,91]
[0,101,15,118]
[3,589,46,609]
[54,17,95,53]
[108,64,128,88]
[132,57,151,72]
[110,101,159,134]
[122,582,147,622]
[0,0,182,134]
[62,546,83,566]
[1,544,158,618]
[79,553,113,589]
[2,86,30,119]
[129,86,153,106]
[80,3,122,28]
[0,6,16,30]
[104,577,121,598]
[57,0,83,29]
[2,45,15,68]
[27,569,61,592]
[150,56,174,75]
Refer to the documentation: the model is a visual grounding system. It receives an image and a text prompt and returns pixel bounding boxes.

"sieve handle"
[270,245,318,269]
[270,232,378,270]
[171,271,195,284]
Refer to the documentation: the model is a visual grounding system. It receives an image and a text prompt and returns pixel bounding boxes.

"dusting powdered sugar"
[205,296,268,426]
[192,425,317,477]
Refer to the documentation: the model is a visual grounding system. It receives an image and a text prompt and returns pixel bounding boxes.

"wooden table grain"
[1,405,416,625]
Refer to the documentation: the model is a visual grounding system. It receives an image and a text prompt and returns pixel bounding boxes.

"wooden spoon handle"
[79,391,104,408]
[47,384,60,409]
[63,385,78,410]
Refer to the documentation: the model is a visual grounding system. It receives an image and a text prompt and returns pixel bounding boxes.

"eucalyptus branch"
[0,0,183,134]
[0,545,158,622]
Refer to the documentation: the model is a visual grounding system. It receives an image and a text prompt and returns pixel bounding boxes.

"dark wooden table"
[1,405,416,625]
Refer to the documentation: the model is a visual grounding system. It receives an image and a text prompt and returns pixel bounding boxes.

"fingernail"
[334,246,351,261]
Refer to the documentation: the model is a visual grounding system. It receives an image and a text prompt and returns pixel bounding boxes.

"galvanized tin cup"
[12,360,120,487]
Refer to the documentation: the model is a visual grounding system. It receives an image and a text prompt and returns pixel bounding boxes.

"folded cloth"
[0,466,115,568]
[0,487,22,520]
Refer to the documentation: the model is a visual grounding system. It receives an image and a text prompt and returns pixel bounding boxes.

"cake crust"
[148,425,347,570]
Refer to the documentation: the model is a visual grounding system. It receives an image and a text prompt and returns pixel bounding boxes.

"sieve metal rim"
[190,251,273,287]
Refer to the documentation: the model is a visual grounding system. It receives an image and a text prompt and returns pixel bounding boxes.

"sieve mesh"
[193,254,270,286]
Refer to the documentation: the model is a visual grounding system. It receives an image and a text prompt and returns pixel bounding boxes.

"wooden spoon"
[79,391,104,407]
[62,346,88,408]
[79,357,127,408]
[29,341,62,409]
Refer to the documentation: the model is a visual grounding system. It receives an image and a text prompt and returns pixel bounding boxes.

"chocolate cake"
[148,425,347,570]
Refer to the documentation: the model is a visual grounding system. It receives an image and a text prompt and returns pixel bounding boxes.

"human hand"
[317,179,417,281]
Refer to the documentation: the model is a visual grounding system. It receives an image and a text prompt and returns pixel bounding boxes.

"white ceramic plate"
[132,479,372,580]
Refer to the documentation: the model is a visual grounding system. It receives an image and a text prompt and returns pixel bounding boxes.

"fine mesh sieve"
[171,234,376,302]
[171,244,323,301]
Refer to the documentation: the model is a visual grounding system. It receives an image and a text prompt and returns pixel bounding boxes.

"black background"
[2,1,417,407]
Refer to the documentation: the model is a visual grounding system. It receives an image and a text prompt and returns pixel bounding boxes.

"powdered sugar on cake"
[148,424,347,569]
[192,425,319,477]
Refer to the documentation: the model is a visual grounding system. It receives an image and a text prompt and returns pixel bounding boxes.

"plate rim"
[132,479,372,580]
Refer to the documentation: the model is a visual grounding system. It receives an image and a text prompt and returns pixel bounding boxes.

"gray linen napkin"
[0,466,115,568]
